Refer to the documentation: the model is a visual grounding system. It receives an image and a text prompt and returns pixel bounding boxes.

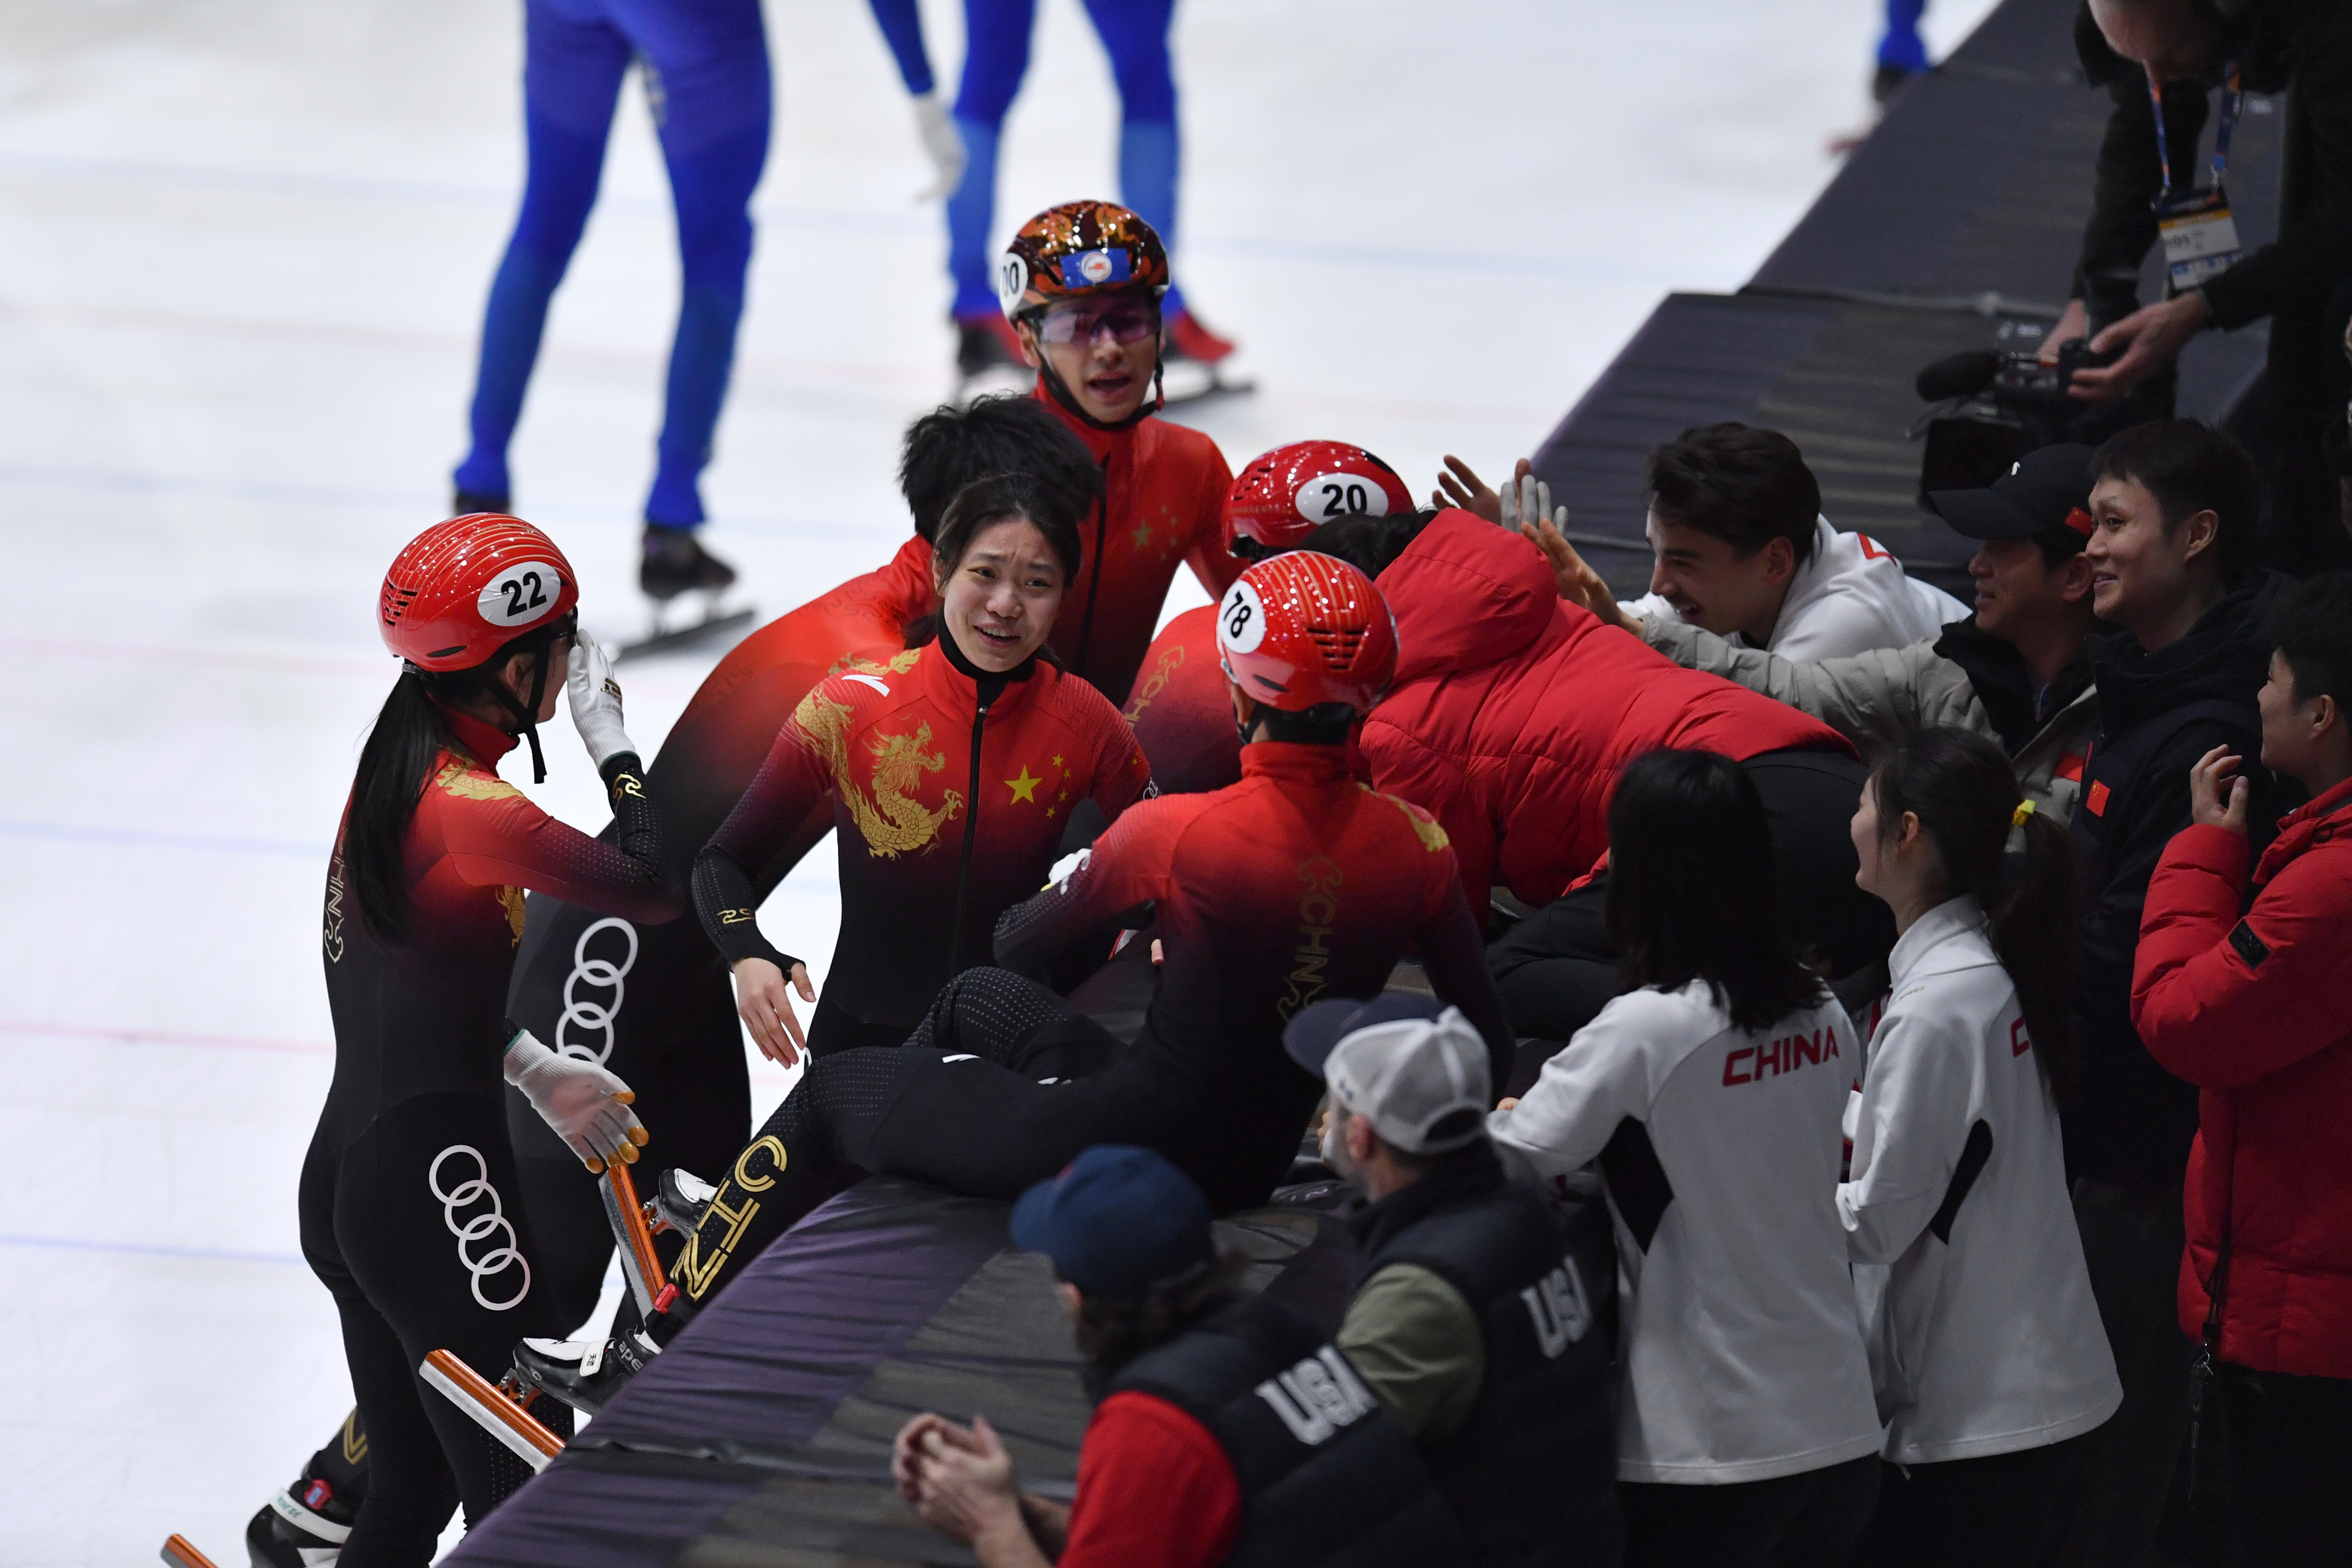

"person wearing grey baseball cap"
[1286,994,1620,1566]
[892,1145,1465,1568]
[1613,442,2105,827]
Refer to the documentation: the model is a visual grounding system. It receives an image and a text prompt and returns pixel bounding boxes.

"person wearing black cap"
[1563,444,2104,826]
[1289,995,1620,1567]
[891,1145,1465,1568]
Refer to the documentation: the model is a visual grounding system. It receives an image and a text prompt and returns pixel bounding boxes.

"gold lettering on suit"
[1281,857,1345,1020]
[673,1136,789,1301]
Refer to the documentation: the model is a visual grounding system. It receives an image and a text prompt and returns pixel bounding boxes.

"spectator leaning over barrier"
[1287,994,1621,1568]
[1553,445,2104,826]
[893,1145,1465,1568]
[2056,0,2352,574]
[1435,427,1964,662]
[2056,416,2290,1568]
[1487,750,1881,1568]
[1838,730,2122,1567]
[2130,571,2352,1563]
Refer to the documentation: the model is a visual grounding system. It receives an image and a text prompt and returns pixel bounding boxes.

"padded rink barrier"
[1533,0,2281,596]
[445,1175,1364,1567]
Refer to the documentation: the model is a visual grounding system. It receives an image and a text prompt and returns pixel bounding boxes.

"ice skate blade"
[953,363,1035,408]
[161,1535,221,1568]
[601,1159,668,1316]
[1159,359,1257,411]
[419,1349,564,1472]
[613,603,756,663]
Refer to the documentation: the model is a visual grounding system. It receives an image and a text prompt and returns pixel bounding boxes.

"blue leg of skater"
[1877,0,1930,76]
[452,0,631,505]
[1078,0,1182,313]
[949,0,1037,320]
[608,0,772,531]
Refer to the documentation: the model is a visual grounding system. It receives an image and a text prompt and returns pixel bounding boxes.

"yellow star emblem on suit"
[1132,520,1154,550]
[1006,765,1043,804]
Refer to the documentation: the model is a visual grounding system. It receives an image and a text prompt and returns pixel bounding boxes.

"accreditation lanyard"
[2149,65,2244,292]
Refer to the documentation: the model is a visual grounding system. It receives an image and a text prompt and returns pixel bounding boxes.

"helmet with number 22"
[1216,551,1398,717]
[378,513,580,673]
[1226,441,1414,552]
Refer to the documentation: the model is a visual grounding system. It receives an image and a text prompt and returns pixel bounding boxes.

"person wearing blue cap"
[1289,995,1621,1567]
[892,1146,1464,1568]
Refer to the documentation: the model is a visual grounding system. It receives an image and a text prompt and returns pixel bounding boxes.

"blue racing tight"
[868,0,1184,319]
[454,0,771,528]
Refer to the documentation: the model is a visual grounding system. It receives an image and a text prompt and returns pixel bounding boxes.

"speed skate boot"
[244,1411,365,1568]
[1163,308,1238,367]
[452,488,511,517]
[512,1326,664,1417]
[954,311,1026,378]
[640,523,737,602]
[651,1167,716,1235]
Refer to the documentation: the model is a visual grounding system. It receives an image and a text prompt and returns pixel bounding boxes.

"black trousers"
[1851,1431,2095,1566]
[2210,1361,2352,1565]
[2056,1178,2194,1568]
[1619,1454,1879,1568]
[1486,748,1894,1094]
[671,968,1145,1313]
[298,1093,573,1565]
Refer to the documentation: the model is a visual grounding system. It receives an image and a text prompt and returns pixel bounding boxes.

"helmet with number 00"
[1227,441,1415,551]
[1216,550,1399,716]
[378,513,580,672]
[997,200,1171,323]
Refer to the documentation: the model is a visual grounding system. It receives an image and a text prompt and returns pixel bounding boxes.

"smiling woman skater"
[690,472,1158,1063]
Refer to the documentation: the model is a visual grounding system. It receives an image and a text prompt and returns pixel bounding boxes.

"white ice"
[0,0,1995,1559]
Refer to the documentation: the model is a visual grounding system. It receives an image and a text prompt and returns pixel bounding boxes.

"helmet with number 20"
[1226,441,1415,552]
[379,513,580,673]
[1216,551,1399,717]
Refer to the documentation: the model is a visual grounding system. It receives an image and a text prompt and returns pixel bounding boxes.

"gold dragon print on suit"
[788,656,966,858]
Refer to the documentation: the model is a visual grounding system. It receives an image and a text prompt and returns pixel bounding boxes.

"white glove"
[504,1027,646,1171]
[566,635,636,770]
[1045,847,1091,892]
[912,92,967,200]
[1498,470,1568,536]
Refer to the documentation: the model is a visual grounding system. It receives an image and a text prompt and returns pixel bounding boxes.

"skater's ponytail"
[1870,728,2080,1100]
[345,670,457,944]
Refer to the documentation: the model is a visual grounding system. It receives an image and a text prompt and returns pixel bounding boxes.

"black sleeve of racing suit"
[992,844,1152,982]
[1416,877,1517,1101]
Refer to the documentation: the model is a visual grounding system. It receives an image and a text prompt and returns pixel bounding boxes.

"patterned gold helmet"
[996,200,1171,323]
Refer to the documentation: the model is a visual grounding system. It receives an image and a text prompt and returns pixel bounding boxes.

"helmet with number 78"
[1215,551,1398,717]
[379,513,580,673]
[1227,441,1414,553]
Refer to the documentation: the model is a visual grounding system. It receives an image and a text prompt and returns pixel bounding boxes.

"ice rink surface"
[0,0,1995,1558]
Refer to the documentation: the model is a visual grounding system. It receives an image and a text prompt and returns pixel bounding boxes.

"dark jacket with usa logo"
[2066,572,2289,1189]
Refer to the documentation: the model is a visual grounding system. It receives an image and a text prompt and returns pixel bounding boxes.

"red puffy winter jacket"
[2132,776,2352,1378]
[1358,509,1851,909]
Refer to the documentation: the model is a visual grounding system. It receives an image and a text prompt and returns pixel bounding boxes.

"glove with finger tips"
[504,1026,648,1170]
[912,93,968,200]
[567,636,637,770]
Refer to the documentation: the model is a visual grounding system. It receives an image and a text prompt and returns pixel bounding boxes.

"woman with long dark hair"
[1488,748,1882,1568]
[301,514,679,1564]
[691,470,1156,1062]
[1840,727,2119,1565]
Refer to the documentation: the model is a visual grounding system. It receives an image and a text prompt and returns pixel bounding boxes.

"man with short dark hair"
[2053,0,2352,573]
[1287,995,1620,1567]
[2060,416,2289,1564]
[891,1145,1465,1568]
[1585,444,2104,824]
[2133,571,2352,1565]
[1617,423,1964,660]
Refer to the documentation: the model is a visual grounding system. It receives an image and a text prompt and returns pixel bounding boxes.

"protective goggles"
[1035,298,1159,347]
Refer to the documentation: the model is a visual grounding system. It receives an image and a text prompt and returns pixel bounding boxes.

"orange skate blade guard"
[419,1348,564,1471]
[160,1535,220,1568]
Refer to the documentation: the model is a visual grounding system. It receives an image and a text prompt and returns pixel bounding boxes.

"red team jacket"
[2133,776,2352,1378]
[1357,509,1851,909]
[1121,604,1244,795]
[1033,389,1239,705]
[707,642,1154,1034]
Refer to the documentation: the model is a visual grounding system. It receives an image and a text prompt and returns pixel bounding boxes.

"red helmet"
[379,513,579,672]
[1227,441,1413,552]
[1216,551,1398,716]
[997,200,1171,322]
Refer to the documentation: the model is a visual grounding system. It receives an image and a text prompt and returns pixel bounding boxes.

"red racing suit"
[994,741,1514,1211]
[1033,387,1240,705]
[1357,508,1852,909]
[696,637,1154,1044]
[1121,604,1244,795]
[2133,775,2352,1378]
